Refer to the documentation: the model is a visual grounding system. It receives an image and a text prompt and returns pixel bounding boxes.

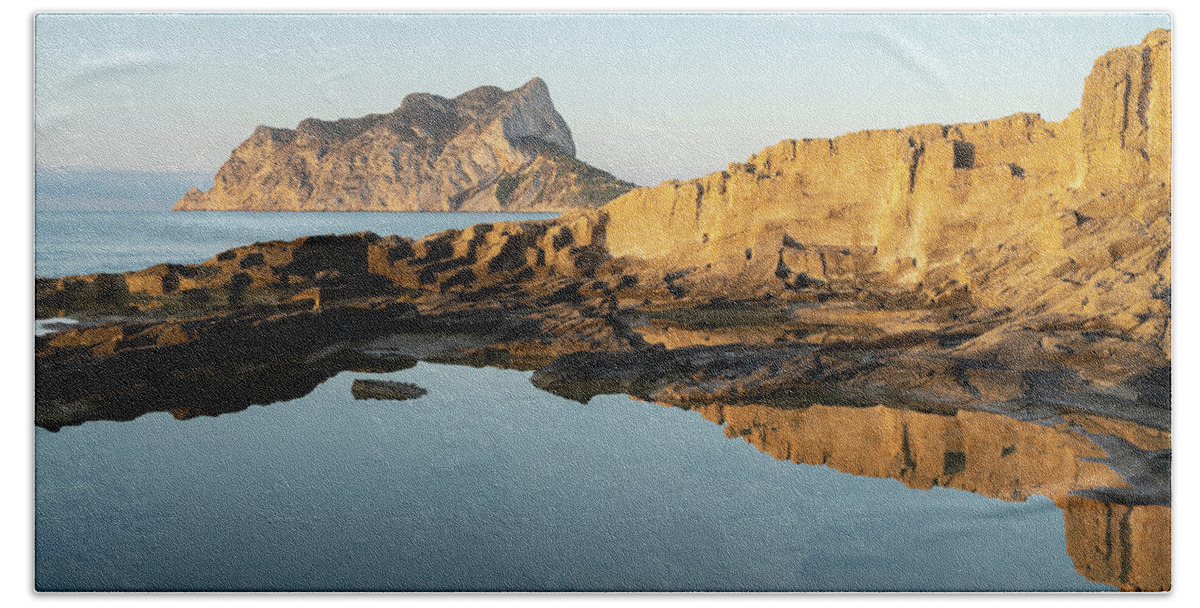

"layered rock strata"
[597,29,1170,364]
[175,78,634,211]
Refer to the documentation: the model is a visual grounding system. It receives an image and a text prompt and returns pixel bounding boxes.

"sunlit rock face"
[595,29,1170,360]
[1080,28,1171,193]
[685,400,1170,591]
[174,78,634,212]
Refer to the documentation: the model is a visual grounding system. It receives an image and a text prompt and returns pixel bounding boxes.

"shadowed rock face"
[351,379,427,402]
[35,300,422,431]
[34,220,641,430]
[174,77,635,212]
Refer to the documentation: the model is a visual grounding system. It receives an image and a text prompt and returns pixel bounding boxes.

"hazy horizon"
[36,13,1170,193]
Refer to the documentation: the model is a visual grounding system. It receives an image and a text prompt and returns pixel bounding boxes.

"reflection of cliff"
[1058,496,1170,592]
[685,401,1169,591]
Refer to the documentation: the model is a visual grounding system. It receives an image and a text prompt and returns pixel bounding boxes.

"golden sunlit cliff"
[590,29,1170,359]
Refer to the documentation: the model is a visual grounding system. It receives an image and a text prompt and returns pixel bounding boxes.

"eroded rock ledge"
[35,211,1169,432]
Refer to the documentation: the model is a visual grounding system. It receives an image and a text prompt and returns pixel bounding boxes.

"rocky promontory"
[174,78,635,212]
[42,29,1172,432]
[38,30,1171,590]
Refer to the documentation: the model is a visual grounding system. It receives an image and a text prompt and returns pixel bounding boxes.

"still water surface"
[34,210,1115,591]
[35,363,1106,591]
[34,210,556,277]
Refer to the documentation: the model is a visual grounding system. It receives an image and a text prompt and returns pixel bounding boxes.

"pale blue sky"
[35,13,1170,186]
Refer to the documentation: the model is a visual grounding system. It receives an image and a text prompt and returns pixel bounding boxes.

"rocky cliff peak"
[498,77,576,157]
[597,30,1170,359]
[1143,28,1170,45]
[176,78,627,212]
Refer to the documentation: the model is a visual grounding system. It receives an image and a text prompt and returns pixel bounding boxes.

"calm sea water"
[33,210,1112,591]
[34,210,557,277]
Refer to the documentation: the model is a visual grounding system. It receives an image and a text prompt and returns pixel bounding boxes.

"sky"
[35,12,1171,187]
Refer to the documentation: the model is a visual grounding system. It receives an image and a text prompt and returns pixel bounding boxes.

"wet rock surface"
[351,379,428,402]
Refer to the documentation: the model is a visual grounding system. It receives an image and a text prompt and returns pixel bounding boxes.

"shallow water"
[34,317,79,337]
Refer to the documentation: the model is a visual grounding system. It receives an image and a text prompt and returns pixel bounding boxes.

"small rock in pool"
[351,379,428,402]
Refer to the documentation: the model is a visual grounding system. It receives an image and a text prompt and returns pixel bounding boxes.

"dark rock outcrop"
[351,379,427,401]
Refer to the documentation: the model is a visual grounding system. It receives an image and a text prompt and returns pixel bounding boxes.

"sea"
[33,209,1114,591]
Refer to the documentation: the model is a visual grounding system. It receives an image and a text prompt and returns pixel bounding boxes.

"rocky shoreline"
[34,216,1169,440]
[34,30,1171,590]
[32,224,1171,591]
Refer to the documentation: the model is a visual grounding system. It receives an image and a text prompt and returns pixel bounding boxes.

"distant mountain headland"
[174,78,635,212]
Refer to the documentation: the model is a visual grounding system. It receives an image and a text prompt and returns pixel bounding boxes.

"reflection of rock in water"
[352,379,427,401]
[679,400,1170,592]
[35,301,423,430]
[1058,496,1170,592]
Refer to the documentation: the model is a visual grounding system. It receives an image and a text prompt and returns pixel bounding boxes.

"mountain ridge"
[174,77,634,212]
